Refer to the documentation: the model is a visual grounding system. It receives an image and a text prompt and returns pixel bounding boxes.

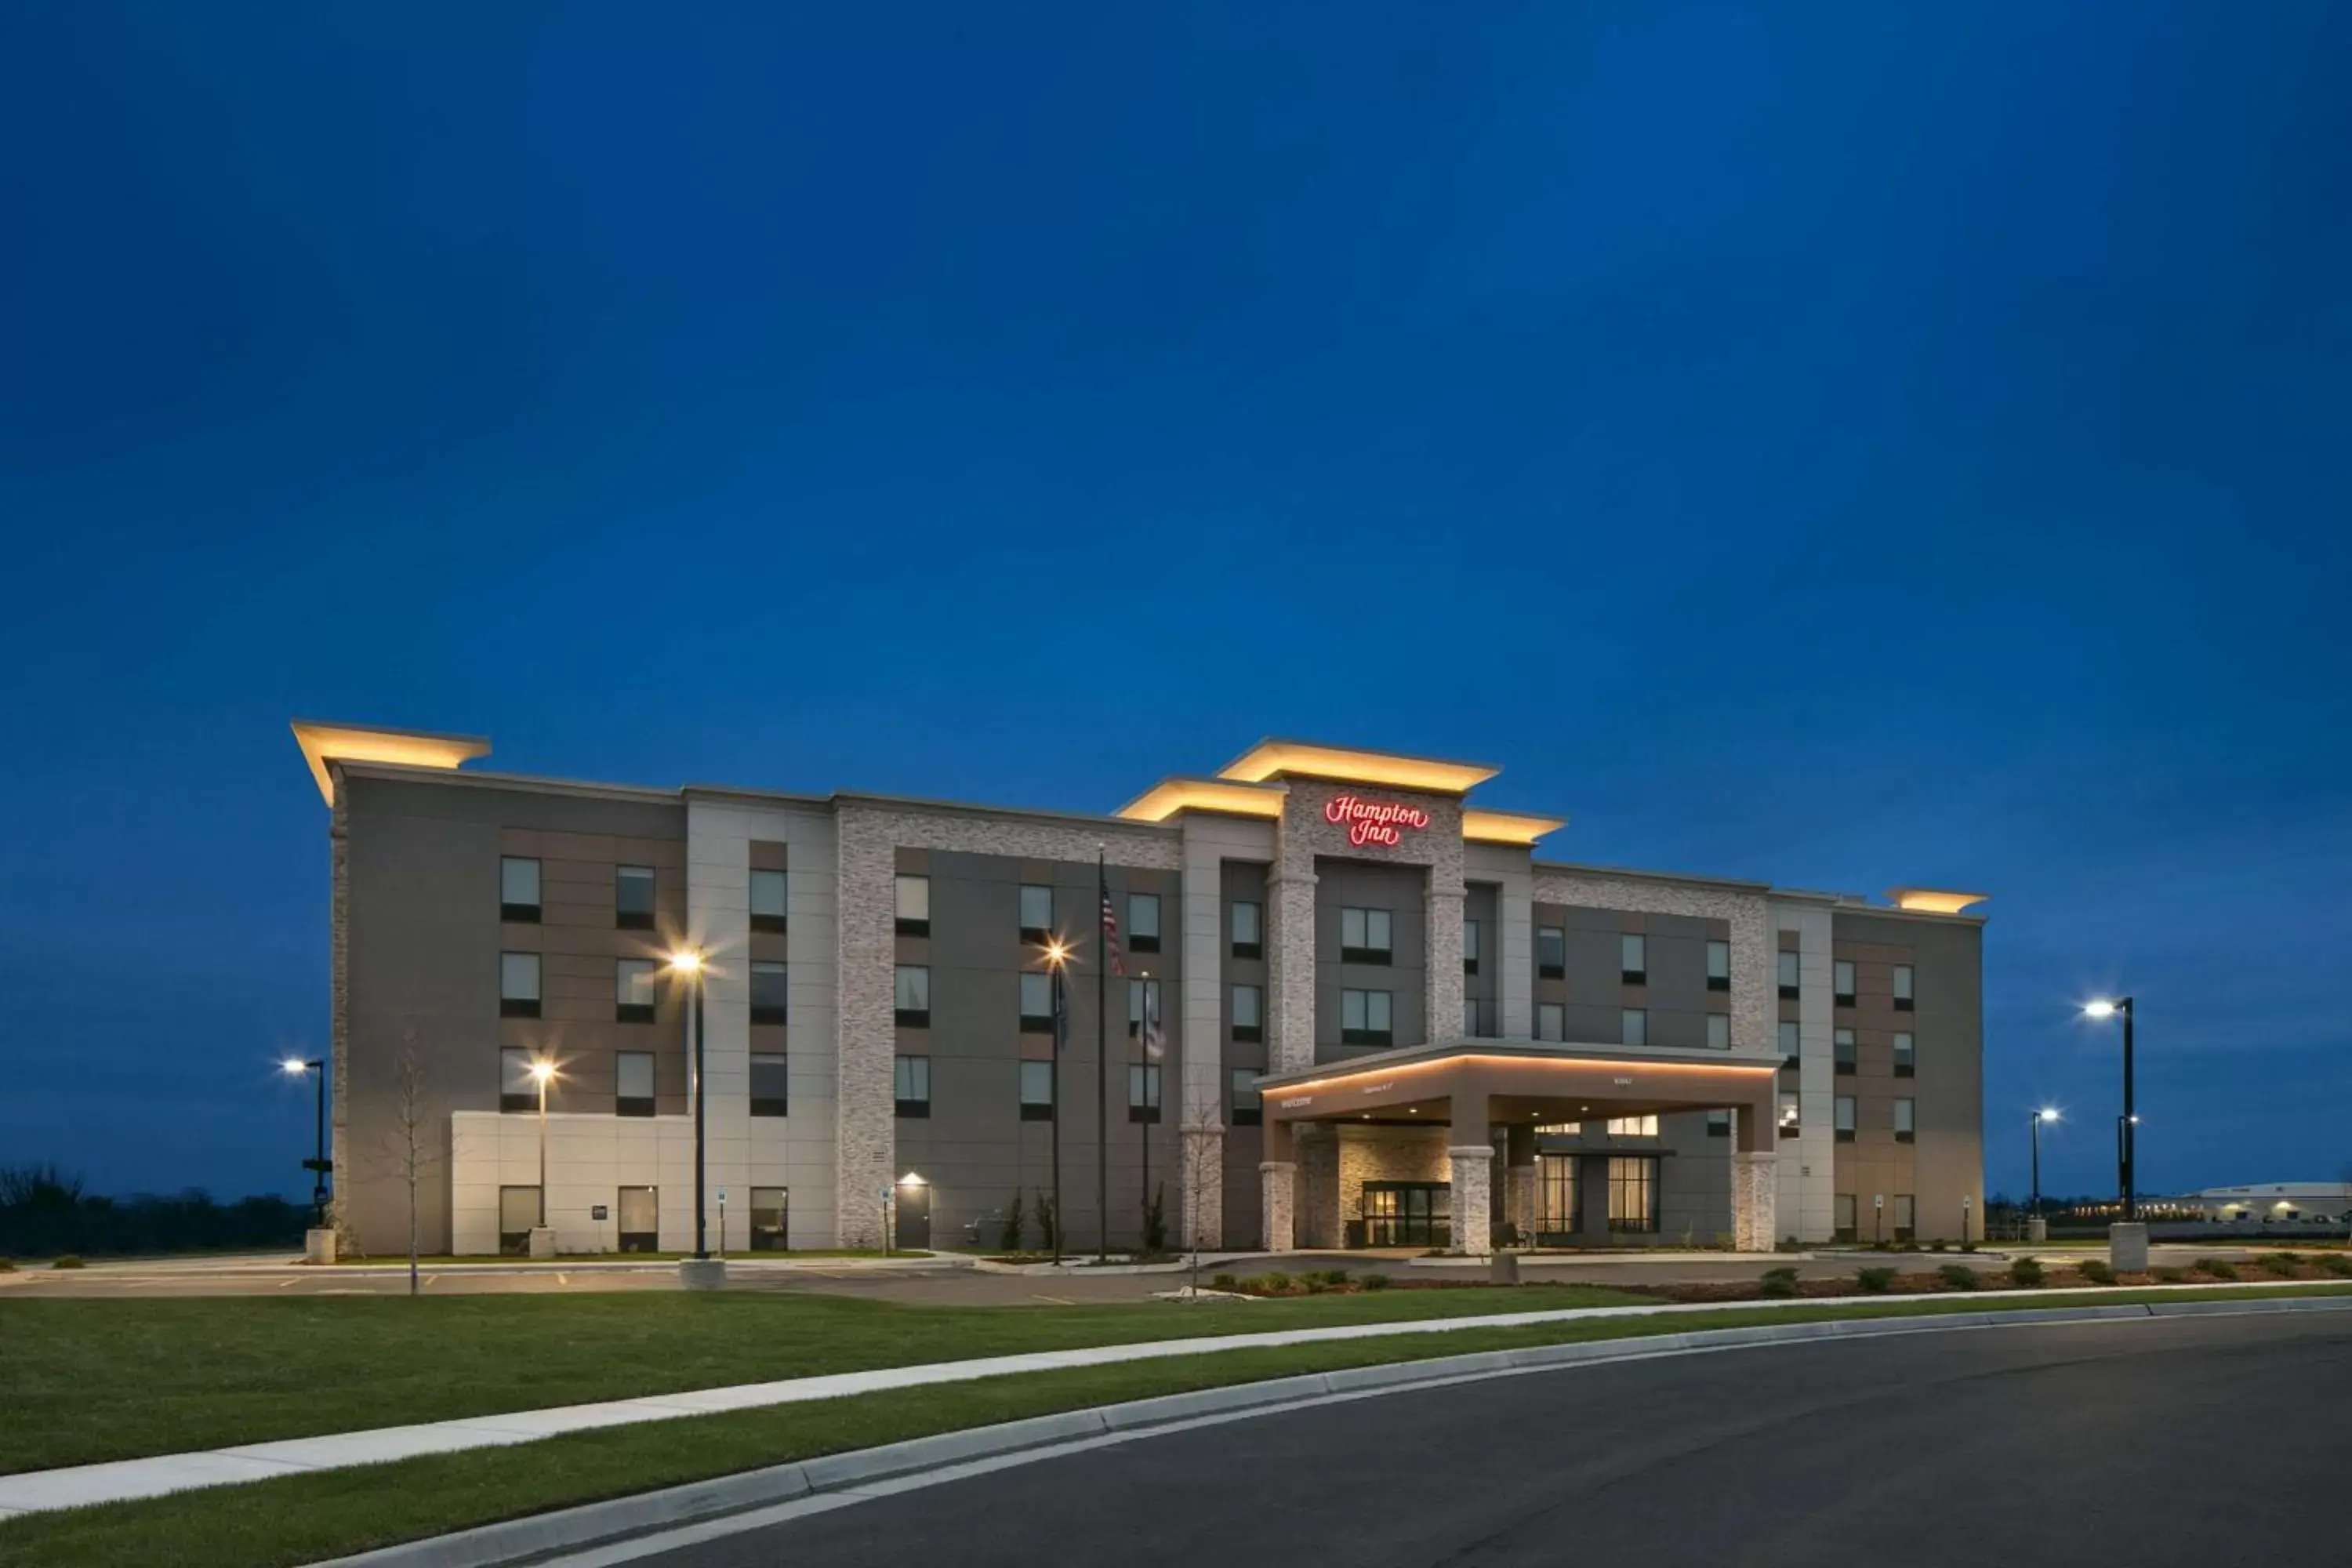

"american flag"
[1099,887,1125,977]
[1141,982,1163,1062]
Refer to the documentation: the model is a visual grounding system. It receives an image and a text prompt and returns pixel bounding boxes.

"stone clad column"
[1265,868,1318,1075]
[1448,1144,1494,1258]
[1260,1116,1295,1253]
[1733,1103,1778,1252]
[1504,1123,1537,1245]
[829,804,896,1250]
[1425,881,1465,1044]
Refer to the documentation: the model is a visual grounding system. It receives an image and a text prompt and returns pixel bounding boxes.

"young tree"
[997,1189,1025,1252]
[387,1043,437,1298]
[1033,1190,1057,1254]
[1176,1083,1226,1297]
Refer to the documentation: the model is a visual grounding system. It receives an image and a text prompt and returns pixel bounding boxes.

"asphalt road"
[621,1312,2352,1568]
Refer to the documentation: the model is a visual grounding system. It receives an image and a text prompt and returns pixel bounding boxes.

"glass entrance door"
[1360,1181,1451,1247]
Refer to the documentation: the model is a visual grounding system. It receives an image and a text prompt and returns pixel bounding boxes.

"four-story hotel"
[298,723,1986,1258]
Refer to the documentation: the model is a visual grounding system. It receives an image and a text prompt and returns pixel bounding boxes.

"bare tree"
[388,1043,437,1298]
[1177,1086,1226,1297]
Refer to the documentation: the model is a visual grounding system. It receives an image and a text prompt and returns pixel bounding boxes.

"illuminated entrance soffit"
[1268,1051,1780,1101]
[1116,776,1287,823]
[1216,739,1498,795]
[291,720,492,805]
[1886,887,1989,915]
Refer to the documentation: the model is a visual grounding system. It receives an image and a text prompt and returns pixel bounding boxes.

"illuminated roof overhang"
[292,720,491,805]
[1217,739,1497,795]
[1887,887,1989,915]
[1461,808,1568,846]
[1115,777,1288,823]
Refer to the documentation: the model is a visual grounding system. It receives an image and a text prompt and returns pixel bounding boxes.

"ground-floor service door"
[895,1182,931,1250]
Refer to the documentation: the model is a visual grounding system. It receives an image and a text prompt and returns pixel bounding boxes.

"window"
[1462,920,1481,975]
[499,952,541,1018]
[895,874,930,936]
[894,965,930,1027]
[750,961,789,1026]
[1706,939,1730,992]
[1537,925,1566,980]
[615,958,658,1023]
[1230,1069,1262,1126]
[1538,1155,1577,1234]
[1893,964,1915,1011]
[1127,977,1161,1039]
[1230,900,1262,959]
[499,1185,541,1254]
[1706,1013,1730,1051]
[1834,1028,1857,1075]
[1893,1032,1915,1077]
[1621,933,1646,985]
[1621,1008,1647,1048]
[1127,1063,1161,1123]
[1606,1114,1660,1138]
[1230,983,1263,1042]
[615,1051,655,1117]
[1778,1019,1800,1069]
[1893,1192,1915,1243]
[1835,1192,1858,1243]
[750,1187,788,1251]
[750,869,788,935]
[894,1055,931,1118]
[1018,1060,1054,1121]
[1777,949,1800,1000]
[1129,892,1160,953]
[751,1053,789,1117]
[1834,960,1856,1007]
[1461,996,1480,1036]
[615,866,655,931]
[1535,1121,1583,1136]
[1341,907,1392,964]
[499,1047,538,1113]
[1778,1091,1801,1138]
[1341,988,1392,1047]
[616,1185,659,1253]
[500,857,541,923]
[1019,971,1054,1032]
[1607,1157,1657,1232]
[1536,1002,1565,1042]
[1018,884,1053,942]
[1894,1098,1916,1143]
[1706,1109,1732,1138]
[1835,1095,1857,1142]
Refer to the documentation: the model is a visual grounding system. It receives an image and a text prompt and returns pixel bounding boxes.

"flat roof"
[291,720,492,805]
[1217,738,1500,794]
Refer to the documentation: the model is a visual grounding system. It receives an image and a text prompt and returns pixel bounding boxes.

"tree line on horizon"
[0,1163,309,1258]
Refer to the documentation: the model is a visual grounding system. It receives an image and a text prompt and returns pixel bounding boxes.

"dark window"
[1779,1020,1801,1071]
[499,1047,537,1114]
[894,1055,930,1118]
[1893,964,1915,1011]
[1537,925,1566,980]
[1621,1008,1647,1048]
[1535,1002,1565,1042]
[1706,939,1730,992]
[1893,1032,1915,1078]
[1231,983,1263,1043]
[894,965,930,1028]
[1777,949,1800,1000]
[750,1187,788,1251]
[1462,919,1480,976]
[1706,1109,1732,1138]
[1834,960,1856,1007]
[750,869,788,935]
[1835,1096,1856,1142]
[499,952,541,1019]
[1127,1063,1161,1123]
[1126,977,1160,1040]
[1018,884,1053,944]
[1230,900,1262,960]
[895,874,929,937]
[1128,892,1160,953]
[615,866,656,931]
[1621,933,1646,986]
[1706,1014,1731,1051]
[615,958,657,1024]
[1230,1069,1261,1126]
[1341,988,1392,1047]
[615,1051,655,1117]
[751,1052,789,1117]
[1019,971,1054,1033]
[1834,1029,1857,1075]
[1018,1060,1054,1121]
[500,857,541,924]
[750,961,789,1025]
[1894,1098,1916,1143]
[1341,907,1392,965]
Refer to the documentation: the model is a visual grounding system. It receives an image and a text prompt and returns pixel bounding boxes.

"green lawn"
[0,1283,1643,1473]
[3,1284,2343,1568]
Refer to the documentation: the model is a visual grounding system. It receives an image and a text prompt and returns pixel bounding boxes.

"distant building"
[2188,1182,2352,1225]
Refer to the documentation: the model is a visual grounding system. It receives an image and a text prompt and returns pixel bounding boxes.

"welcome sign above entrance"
[1324,793,1432,849]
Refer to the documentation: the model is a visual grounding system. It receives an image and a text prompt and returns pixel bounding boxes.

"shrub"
[1759,1266,1801,1299]
[1930,1240,1949,1253]
[2321,1254,2352,1279]
[2261,1252,2302,1277]
[1261,1270,1292,1294]
[2195,1258,2238,1281]
[2150,1265,2186,1283]
[2008,1258,2044,1287]
[1855,1267,1896,1294]
[2079,1258,2116,1286]
[50,1254,85,1269]
[997,1192,1025,1253]
[0,1258,13,1272]
[1897,1240,1921,1253]
[1776,1236,1803,1253]
[1316,1268,1350,1287]
[1939,1263,1979,1290]
[1210,1272,1238,1290]
[1299,1274,1327,1294]
[1360,1272,1391,1290]
[1960,1240,1979,1253]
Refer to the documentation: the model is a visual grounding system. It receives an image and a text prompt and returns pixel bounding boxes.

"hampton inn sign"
[1324,793,1432,848]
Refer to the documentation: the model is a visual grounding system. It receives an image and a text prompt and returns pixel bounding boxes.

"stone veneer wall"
[1448,1144,1494,1258]
[1530,870,1773,1058]
[1334,1125,1449,1240]
[833,801,1181,1247]
[1733,1149,1778,1251]
[1260,1159,1295,1252]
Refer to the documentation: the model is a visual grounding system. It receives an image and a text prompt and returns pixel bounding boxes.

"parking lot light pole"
[2083,1000,2136,1219]
[280,1058,329,1227]
[667,951,709,1260]
[2031,1109,2058,1221]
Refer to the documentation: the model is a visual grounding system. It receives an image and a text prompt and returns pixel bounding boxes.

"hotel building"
[297,723,1986,1258]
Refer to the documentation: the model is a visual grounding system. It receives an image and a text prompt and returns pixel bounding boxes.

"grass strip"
[0,1285,1642,1472]
[3,1284,2343,1568]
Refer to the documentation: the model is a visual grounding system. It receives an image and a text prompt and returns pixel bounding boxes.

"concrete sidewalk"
[4,1278,2345,1520]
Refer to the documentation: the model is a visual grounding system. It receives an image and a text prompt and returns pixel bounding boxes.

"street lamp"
[667,950,708,1262]
[281,1058,328,1228]
[2083,998,2136,1220]
[1041,936,1070,1267]
[2030,1109,2059,1232]
[528,1057,557,1229]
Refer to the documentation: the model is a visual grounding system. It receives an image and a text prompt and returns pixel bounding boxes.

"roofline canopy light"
[290,720,490,805]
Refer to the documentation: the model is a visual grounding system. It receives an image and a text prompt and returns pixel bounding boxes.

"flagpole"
[1051,955,1065,1269]
[1097,848,1110,1265]
[1141,972,1152,1250]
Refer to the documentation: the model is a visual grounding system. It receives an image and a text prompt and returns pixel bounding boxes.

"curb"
[311,1292,2352,1568]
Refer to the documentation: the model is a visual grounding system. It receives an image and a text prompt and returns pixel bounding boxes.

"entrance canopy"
[1257,1039,1780,1153]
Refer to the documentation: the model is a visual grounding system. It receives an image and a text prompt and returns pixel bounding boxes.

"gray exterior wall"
[1220,860,1269,1248]
[1314,858,1429,1062]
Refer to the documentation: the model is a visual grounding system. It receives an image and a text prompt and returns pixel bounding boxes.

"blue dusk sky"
[2,3,2347,1206]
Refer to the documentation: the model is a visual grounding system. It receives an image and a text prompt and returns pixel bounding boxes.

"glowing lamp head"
[2083,1000,2118,1020]
[666,950,704,975]
[281,1058,310,1076]
[1041,938,1069,968]
[528,1058,557,1086]
[2038,1108,2060,1123]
